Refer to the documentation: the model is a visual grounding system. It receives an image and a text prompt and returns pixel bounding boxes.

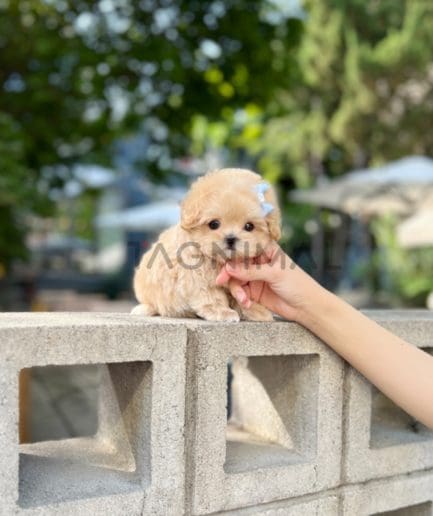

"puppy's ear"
[265,185,282,241]
[180,192,202,230]
[180,174,215,229]
[266,207,282,241]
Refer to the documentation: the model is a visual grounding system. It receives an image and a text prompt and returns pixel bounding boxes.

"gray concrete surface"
[219,494,340,515]
[29,364,99,442]
[0,313,187,515]
[341,470,433,514]
[183,321,343,515]
[1,311,433,515]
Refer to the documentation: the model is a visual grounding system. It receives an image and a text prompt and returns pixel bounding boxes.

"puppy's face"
[180,169,281,262]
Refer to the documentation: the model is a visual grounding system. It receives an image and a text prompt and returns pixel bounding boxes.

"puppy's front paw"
[211,308,241,322]
[199,306,240,322]
[130,304,156,316]
[241,303,274,322]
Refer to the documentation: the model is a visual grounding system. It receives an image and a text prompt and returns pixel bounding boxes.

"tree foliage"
[369,216,433,306]
[0,0,303,269]
[250,0,433,185]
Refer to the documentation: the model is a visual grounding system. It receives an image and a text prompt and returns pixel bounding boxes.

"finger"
[215,267,231,285]
[249,281,265,302]
[243,283,251,296]
[216,269,253,308]
[228,279,251,307]
[225,261,274,282]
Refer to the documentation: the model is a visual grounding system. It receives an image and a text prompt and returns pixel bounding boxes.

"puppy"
[132,168,281,321]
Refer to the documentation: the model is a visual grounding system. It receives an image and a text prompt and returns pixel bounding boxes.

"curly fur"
[132,168,281,321]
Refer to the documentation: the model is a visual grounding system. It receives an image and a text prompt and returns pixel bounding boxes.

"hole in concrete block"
[18,361,152,508]
[225,354,319,474]
[370,387,433,448]
[372,501,432,515]
[370,348,433,449]
[20,364,100,443]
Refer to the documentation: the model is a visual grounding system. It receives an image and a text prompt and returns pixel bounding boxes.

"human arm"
[216,243,433,429]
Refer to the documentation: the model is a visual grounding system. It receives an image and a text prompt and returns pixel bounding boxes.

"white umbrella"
[291,156,433,218]
[95,201,180,231]
[345,156,433,184]
[397,211,433,248]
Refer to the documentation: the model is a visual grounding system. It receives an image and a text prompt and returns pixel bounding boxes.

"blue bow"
[253,182,274,216]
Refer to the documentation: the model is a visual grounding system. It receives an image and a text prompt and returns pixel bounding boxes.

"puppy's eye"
[208,219,220,230]
[244,222,255,232]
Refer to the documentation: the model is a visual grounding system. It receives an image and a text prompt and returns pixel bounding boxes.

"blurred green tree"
[369,216,433,306]
[0,0,303,270]
[239,0,433,185]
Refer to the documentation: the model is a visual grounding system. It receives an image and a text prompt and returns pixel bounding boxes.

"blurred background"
[3,0,433,446]
[2,0,433,314]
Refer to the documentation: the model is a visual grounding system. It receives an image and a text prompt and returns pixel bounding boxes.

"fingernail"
[226,263,235,271]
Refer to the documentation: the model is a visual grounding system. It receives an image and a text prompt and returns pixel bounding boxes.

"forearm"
[296,281,433,429]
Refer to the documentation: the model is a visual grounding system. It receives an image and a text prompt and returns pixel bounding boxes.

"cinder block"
[0,313,187,515]
[343,311,433,483]
[184,320,344,515]
[0,363,19,512]
[341,470,433,515]
[216,494,339,515]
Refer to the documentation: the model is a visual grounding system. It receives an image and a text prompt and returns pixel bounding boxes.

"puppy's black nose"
[225,235,238,249]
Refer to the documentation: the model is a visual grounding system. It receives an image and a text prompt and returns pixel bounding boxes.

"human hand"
[216,242,318,322]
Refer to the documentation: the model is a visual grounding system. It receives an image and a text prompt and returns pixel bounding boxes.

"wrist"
[295,277,338,331]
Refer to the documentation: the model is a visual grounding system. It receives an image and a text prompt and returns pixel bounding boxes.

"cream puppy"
[132,168,281,321]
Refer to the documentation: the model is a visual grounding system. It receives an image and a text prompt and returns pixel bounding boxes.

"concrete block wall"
[0,311,432,515]
[184,322,343,515]
[0,314,187,515]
